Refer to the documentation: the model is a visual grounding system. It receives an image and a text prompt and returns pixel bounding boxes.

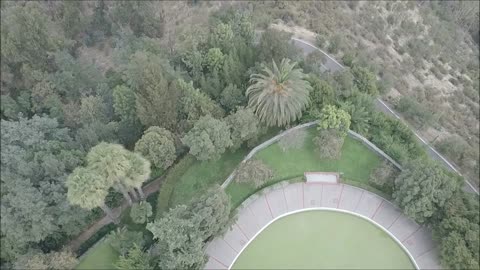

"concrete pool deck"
[204,182,442,269]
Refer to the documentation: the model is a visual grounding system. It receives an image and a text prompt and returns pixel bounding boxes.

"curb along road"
[291,37,479,195]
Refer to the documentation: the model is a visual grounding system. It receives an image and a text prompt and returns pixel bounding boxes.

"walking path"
[67,175,165,252]
[205,182,441,269]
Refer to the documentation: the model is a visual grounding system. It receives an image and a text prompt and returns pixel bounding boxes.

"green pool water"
[231,210,415,269]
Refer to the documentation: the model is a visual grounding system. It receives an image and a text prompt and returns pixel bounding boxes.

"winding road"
[291,37,479,195]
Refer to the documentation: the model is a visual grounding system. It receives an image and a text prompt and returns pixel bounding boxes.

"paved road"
[205,182,441,269]
[291,38,479,195]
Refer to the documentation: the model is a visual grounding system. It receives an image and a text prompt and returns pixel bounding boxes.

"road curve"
[291,38,479,195]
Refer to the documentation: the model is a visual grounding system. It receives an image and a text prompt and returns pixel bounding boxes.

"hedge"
[76,223,117,256]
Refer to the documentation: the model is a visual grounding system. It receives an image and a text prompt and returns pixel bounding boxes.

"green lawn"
[76,240,119,270]
[169,148,248,206]
[227,128,381,207]
[232,210,414,269]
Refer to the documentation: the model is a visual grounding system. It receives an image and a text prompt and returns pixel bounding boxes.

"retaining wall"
[221,121,402,188]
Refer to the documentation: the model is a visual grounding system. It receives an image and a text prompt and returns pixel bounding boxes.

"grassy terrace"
[226,128,381,207]
[76,240,118,270]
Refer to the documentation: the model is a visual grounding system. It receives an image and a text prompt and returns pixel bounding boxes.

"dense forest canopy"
[0,1,478,269]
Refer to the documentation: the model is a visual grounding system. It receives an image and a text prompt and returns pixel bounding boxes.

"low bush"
[278,129,308,152]
[235,159,274,188]
[366,112,426,163]
[369,160,398,196]
[313,130,345,159]
[396,96,435,128]
[155,155,195,217]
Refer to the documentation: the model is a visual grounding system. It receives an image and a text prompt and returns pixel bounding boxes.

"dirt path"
[67,176,165,252]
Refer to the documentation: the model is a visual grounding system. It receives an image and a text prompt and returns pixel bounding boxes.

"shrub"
[366,112,426,163]
[369,160,397,194]
[313,130,344,160]
[106,227,144,256]
[130,201,153,224]
[278,129,308,152]
[316,34,326,48]
[235,159,274,188]
[396,96,435,128]
[134,127,176,170]
[435,135,471,167]
[433,192,479,269]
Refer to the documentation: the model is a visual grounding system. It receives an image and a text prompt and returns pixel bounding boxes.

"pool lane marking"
[222,237,239,253]
[235,222,250,241]
[302,182,305,208]
[281,185,288,212]
[371,200,384,219]
[402,226,422,243]
[387,211,403,229]
[264,194,274,219]
[247,205,260,229]
[337,184,344,209]
[415,246,435,260]
[354,190,365,212]
[320,183,324,207]
[210,255,229,268]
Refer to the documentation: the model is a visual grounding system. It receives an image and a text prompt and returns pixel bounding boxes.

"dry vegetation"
[245,1,479,185]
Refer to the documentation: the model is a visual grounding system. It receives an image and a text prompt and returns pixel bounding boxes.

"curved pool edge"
[228,208,419,270]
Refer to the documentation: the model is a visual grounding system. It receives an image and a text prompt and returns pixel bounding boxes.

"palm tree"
[66,167,118,223]
[124,152,151,200]
[246,58,311,127]
[86,142,134,205]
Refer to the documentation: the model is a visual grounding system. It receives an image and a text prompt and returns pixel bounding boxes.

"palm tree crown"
[66,167,109,210]
[246,58,311,127]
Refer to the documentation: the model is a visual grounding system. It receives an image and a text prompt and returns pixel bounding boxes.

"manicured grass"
[170,148,248,206]
[227,128,381,207]
[76,240,119,270]
[231,210,414,269]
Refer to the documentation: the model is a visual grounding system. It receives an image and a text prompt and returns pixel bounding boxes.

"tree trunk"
[100,204,118,224]
[129,189,139,201]
[117,183,133,205]
[136,187,146,200]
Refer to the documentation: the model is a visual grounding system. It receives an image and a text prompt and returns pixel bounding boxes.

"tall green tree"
[393,160,461,224]
[66,167,116,222]
[135,126,176,170]
[226,107,260,150]
[257,28,300,63]
[113,85,138,124]
[189,186,232,241]
[126,52,179,130]
[351,66,378,96]
[1,2,65,70]
[317,105,351,136]
[246,59,311,127]
[147,205,206,269]
[115,244,152,270]
[1,116,86,262]
[110,1,164,38]
[220,84,246,112]
[86,143,136,205]
[61,1,86,39]
[306,75,335,119]
[147,187,230,269]
[177,79,224,125]
[181,115,232,161]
